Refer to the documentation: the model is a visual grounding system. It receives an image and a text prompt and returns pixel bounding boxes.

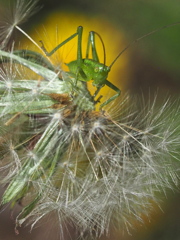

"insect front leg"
[100,80,121,109]
[93,87,103,104]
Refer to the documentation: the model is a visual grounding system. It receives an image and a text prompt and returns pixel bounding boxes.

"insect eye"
[94,67,99,72]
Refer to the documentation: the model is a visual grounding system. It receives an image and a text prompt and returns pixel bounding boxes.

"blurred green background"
[0,0,179,239]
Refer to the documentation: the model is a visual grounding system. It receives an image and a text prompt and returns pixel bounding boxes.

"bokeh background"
[0,0,180,239]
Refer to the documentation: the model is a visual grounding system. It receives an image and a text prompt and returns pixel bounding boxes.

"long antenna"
[109,21,180,68]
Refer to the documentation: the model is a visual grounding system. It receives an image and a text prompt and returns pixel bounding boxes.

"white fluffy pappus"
[0,85,179,239]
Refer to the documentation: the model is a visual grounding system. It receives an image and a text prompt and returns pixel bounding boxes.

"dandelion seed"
[0,0,40,49]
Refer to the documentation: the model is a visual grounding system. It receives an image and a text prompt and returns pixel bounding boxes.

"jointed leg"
[86,31,99,62]
[100,80,121,109]
[92,87,103,105]
[40,26,82,57]
[76,26,83,66]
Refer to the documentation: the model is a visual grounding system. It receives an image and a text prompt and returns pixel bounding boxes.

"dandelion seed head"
[95,150,104,159]
[1,93,180,239]
[122,133,130,141]
[5,81,12,89]
[72,124,81,133]
[53,112,62,120]
[27,151,37,160]
[0,63,16,93]
[31,87,39,96]
[91,120,104,135]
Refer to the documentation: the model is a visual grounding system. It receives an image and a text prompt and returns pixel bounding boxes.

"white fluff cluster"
[0,67,179,238]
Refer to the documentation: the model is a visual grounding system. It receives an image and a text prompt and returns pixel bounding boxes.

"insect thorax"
[66,59,110,86]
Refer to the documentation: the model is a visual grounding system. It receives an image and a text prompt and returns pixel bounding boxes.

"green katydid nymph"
[3,23,180,109]
[38,23,180,108]
[40,26,121,109]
